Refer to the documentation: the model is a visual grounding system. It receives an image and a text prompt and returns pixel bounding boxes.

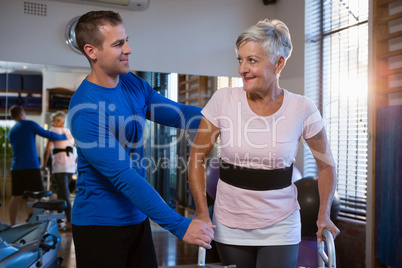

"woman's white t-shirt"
[50,127,76,174]
[201,87,324,246]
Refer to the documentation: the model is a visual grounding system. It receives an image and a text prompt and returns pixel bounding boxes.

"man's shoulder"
[21,120,39,127]
[68,81,96,110]
[121,72,141,82]
[15,120,41,134]
[120,72,150,92]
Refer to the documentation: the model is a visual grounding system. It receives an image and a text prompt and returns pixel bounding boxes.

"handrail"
[318,228,336,268]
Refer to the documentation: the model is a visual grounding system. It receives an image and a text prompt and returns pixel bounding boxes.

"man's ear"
[84,44,97,60]
[275,56,286,74]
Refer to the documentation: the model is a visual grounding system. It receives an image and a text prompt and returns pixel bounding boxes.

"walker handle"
[317,228,336,268]
[198,246,206,266]
[197,246,236,268]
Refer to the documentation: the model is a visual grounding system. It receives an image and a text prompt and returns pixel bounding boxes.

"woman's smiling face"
[237,40,278,94]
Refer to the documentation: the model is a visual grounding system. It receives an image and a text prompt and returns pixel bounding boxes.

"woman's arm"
[305,128,340,242]
[41,139,53,170]
[188,117,220,224]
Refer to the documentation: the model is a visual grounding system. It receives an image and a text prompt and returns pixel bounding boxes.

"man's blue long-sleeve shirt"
[9,120,67,170]
[68,72,202,239]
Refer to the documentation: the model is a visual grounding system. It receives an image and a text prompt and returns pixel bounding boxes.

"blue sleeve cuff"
[167,217,192,240]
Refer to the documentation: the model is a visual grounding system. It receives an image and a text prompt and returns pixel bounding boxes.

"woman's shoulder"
[213,87,243,100]
[49,127,64,134]
[284,89,320,115]
[220,86,243,94]
[284,89,315,105]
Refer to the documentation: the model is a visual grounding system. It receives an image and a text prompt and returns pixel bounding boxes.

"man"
[8,105,66,225]
[68,10,214,267]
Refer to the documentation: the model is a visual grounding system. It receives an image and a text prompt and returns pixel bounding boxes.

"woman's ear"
[275,56,286,75]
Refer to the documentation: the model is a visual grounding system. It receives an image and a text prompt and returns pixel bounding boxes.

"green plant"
[0,126,13,159]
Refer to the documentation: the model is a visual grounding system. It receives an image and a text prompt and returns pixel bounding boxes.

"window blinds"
[304,0,369,221]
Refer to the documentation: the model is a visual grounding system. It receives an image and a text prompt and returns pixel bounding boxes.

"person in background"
[8,105,67,225]
[68,10,214,268]
[41,111,76,231]
[188,19,340,268]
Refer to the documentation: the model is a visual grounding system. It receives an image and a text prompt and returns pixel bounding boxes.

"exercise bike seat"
[23,191,52,199]
[33,199,67,211]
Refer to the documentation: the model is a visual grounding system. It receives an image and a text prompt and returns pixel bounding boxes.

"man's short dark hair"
[75,10,123,58]
[9,105,23,119]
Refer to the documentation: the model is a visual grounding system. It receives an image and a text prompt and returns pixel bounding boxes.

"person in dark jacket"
[8,105,66,225]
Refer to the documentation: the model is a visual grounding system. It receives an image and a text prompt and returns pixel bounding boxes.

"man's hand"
[182,219,215,249]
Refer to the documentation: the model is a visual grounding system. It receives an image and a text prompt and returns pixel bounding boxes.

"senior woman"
[188,19,340,268]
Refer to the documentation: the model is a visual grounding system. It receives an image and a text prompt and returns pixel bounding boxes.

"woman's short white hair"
[50,111,66,122]
[235,19,293,65]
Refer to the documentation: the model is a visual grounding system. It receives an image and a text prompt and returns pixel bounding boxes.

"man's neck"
[87,71,119,88]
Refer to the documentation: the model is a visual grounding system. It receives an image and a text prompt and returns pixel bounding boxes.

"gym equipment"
[295,177,341,267]
[0,191,67,268]
[206,158,220,200]
[318,229,337,268]
[295,176,341,237]
[297,238,319,267]
[292,165,302,183]
[297,228,337,268]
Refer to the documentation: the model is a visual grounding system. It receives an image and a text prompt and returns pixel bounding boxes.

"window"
[138,71,179,209]
[217,76,243,89]
[304,0,369,221]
